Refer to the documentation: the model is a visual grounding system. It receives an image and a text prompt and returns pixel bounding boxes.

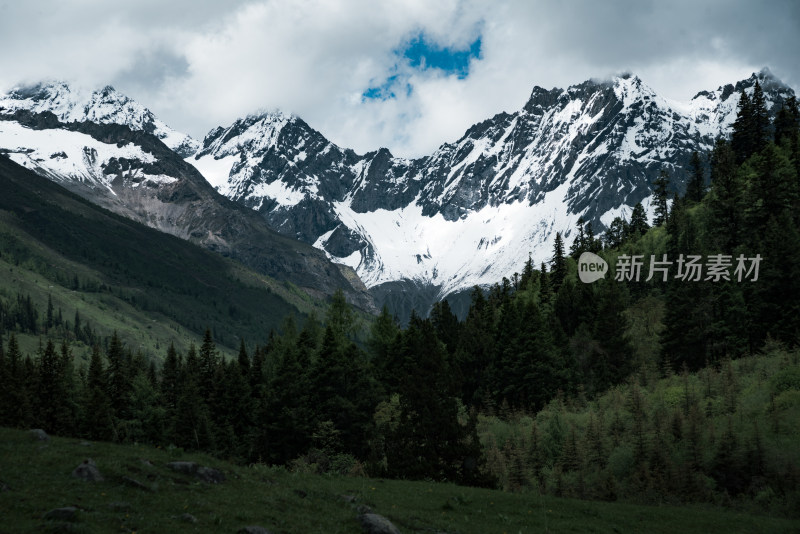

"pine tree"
[750,81,770,154]
[593,280,633,391]
[731,89,753,163]
[686,151,705,202]
[160,343,182,439]
[539,263,553,306]
[2,333,32,427]
[83,345,114,441]
[603,217,628,249]
[430,299,460,356]
[367,305,400,369]
[237,338,251,378]
[628,202,650,237]
[198,328,219,399]
[454,287,495,407]
[251,330,314,464]
[35,340,61,432]
[385,313,480,483]
[311,325,377,459]
[326,288,357,341]
[707,139,743,251]
[569,217,587,259]
[653,170,670,225]
[551,232,567,291]
[173,344,213,450]
[106,331,129,421]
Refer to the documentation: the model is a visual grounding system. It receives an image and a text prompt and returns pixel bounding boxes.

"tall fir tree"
[731,89,753,163]
[551,232,567,291]
[686,151,705,203]
[628,202,650,238]
[653,170,670,226]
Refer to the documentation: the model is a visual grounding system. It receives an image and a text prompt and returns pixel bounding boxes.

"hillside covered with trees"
[1,85,799,518]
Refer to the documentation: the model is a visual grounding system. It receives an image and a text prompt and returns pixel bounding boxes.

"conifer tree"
[198,328,219,399]
[750,81,770,154]
[628,202,650,237]
[603,217,628,249]
[569,217,587,259]
[367,305,399,367]
[539,263,553,306]
[311,325,377,459]
[160,343,182,435]
[35,340,61,432]
[83,345,114,441]
[731,89,753,163]
[430,299,460,356]
[653,170,670,226]
[237,339,250,377]
[385,313,481,483]
[106,331,129,420]
[707,139,743,251]
[593,280,632,391]
[454,287,495,407]
[551,232,567,291]
[686,151,705,203]
[2,333,31,427]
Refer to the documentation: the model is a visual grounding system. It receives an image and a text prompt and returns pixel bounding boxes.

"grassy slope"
[0,155,344,359]
[0,427,796,534]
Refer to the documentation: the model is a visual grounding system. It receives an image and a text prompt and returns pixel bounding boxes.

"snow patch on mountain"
[0,82,199,157]
[0,120,160,192]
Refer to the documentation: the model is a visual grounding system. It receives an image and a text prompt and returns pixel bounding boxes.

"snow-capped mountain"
[0,82,199,157]
[1,71,794,320]
[188,69,795,317]
[0,86,375,312]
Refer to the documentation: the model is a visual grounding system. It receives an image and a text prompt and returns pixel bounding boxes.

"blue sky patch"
[402,33,482,78]
[362,32,482,101]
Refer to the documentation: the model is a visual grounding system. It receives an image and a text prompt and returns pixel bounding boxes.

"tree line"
[0,84,798,511]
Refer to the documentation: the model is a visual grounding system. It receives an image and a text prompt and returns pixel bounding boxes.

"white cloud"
[0,0,797,158]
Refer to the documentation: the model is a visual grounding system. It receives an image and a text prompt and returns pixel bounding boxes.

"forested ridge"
[0,85,799,516]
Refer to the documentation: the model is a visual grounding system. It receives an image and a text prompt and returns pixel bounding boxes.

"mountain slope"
[0,100,375,312]
[190,69,795,317]
[0,153,332,353]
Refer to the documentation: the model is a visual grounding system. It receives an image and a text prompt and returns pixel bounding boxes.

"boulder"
[42,506,78,521]
[121,476,150,491]
[179,513,198,523]
[237,527,273,534]
[71,458,103,482]
[359,513,401,534]
[167,461,224,483]
[196,466,225,484]
[166,461,198,475]
[30,429,49,441]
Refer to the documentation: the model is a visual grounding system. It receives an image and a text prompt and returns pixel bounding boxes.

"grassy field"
[0,427,796,534]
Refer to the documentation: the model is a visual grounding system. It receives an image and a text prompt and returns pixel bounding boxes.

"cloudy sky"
[1,0,798,158]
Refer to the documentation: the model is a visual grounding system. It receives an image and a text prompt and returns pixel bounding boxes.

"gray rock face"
[71,458,103,482]
[359,513,402,534]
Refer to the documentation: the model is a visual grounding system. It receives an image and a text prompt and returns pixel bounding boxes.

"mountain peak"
[0,80,199,157]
